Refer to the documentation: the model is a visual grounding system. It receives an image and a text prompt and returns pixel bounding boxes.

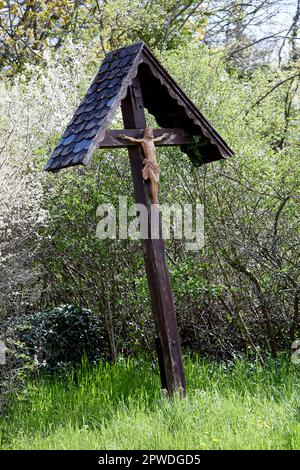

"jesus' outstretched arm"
[119,134,143,143]
[153,133,169,143]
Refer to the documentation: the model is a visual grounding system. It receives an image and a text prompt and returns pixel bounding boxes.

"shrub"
[0,304,109,407]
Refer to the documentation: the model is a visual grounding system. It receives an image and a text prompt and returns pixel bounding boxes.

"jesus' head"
[144,128,154,139]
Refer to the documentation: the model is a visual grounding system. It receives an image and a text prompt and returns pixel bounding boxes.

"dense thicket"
[0,2,299,374]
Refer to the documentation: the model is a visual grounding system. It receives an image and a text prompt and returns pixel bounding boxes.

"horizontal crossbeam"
[98,128,192,148]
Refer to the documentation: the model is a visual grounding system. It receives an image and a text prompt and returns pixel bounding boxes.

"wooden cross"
[101,77,187,393]
[45,42,233,395]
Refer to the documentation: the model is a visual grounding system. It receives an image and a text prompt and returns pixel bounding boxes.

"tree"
[0,0,208,77]
[0,43,90,317]
[204,1,300,72]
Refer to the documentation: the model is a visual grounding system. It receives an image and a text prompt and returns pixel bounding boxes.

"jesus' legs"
[150,178,159,206]
[142,161,160,206]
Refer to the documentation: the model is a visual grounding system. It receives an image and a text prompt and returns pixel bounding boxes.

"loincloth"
[142,159,160,182]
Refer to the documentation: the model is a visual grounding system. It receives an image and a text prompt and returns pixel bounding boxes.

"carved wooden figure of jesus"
[119,128,169,206]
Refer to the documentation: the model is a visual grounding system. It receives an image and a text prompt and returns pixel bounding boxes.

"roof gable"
[45,42,233,172]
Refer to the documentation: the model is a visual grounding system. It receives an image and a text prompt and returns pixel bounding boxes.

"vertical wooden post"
[121,77,186,394]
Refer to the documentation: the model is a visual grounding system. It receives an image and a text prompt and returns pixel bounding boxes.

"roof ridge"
[105,41,145,58]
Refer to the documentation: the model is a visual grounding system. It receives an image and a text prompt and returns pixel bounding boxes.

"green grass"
[1,355,300,450]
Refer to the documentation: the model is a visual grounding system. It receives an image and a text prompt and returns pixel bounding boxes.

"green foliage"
[0,0,207,77]
[25,42,297,360]
[1,356,300,449]
[0,0,74,77]
[2,305,109,374]
[1,27,299,362]
[185,136,210,166]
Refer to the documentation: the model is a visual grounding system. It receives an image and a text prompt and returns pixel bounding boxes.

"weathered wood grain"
[97,128,192,148]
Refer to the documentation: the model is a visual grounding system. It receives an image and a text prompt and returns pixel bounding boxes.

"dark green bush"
[1,304,109,374]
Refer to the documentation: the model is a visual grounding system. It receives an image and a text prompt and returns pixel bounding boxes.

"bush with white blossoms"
[0,41,97,316]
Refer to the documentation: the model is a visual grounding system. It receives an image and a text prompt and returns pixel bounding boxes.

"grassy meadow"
[1,356,300,450]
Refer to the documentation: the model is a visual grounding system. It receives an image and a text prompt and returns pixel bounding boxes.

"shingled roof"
[45,42,233,172]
